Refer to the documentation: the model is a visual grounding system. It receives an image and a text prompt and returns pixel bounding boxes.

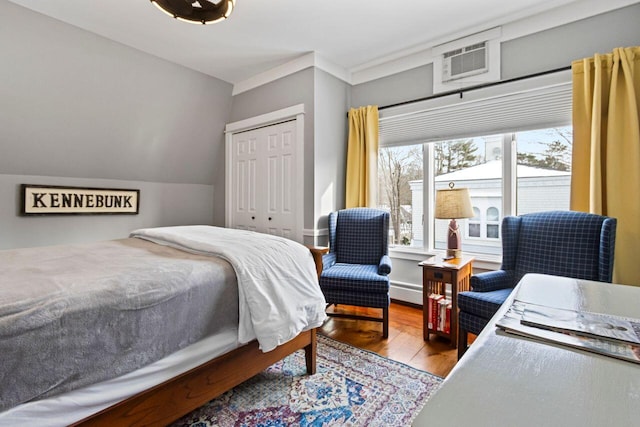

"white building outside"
[409,160,570,255]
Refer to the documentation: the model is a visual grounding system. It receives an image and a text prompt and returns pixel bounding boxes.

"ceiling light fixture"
[150,0,235,25]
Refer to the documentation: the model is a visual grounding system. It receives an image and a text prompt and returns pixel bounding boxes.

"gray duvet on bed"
[0,238,239,412]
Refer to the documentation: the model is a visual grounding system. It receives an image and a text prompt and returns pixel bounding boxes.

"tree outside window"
[378,145,423,245]
[434,139,480,175]
[516,127,572,215]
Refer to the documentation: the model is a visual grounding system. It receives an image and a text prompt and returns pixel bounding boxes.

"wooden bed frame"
[73,329,316,426]
[71,247,328,426]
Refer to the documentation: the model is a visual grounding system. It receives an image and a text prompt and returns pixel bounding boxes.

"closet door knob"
[268,217,272,221]
[251,216,255,220]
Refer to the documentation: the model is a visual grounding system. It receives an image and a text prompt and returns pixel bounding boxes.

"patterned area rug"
[171,334,442,427]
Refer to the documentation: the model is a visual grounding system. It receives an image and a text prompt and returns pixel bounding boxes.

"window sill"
[389,247,501,271]
[388,246,434,262]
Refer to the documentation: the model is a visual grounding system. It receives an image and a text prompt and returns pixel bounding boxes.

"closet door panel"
[263,121,297,238]
[231,134,259,232]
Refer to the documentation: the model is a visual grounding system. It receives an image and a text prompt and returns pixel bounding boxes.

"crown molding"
[232,53,315,95]
[349,47,434,86]
[232,52,351,95]
[232,0,638,92]
[314,55,352,85]
[498,0,640,42]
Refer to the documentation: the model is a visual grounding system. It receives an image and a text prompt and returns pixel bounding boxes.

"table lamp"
[435,182,474,259]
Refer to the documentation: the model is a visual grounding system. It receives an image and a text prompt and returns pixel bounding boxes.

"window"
[432,135,503,254]
[515,127,572,214]
[486,207,500,239]
[378,144,423,247]
[376,72,572,258]
[469,207,481,238]
[377,126,572,258]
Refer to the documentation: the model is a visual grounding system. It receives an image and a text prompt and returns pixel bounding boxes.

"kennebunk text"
[30,192,133,209]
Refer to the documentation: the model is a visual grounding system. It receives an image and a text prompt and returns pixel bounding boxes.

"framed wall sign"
[21,184,140,215]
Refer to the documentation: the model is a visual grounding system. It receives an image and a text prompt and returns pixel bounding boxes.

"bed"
[0,225,327,426]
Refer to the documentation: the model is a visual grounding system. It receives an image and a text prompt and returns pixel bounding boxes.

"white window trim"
[388,246,501,271]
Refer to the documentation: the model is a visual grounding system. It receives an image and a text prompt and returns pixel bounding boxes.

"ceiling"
[5,0,623,86]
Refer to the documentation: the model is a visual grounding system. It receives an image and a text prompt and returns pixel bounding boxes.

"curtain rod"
[347,65,571,116]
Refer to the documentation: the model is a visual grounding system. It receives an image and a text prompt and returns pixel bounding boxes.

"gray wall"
[313,69,350,238]
[351,64,434,109]
[0,174,214,249]
[0,1,233,248]
[352,3,640,110]
[502,3,640,79]
[229,68,315,123]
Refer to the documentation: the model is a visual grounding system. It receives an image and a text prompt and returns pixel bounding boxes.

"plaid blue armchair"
[319,208,392,338]
[457,210,617,358]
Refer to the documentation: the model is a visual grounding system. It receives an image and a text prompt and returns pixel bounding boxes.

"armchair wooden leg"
[457,329,468,360]
[382,307,389,339]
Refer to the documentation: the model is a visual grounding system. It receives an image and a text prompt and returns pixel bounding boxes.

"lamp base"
[445,248,462,259]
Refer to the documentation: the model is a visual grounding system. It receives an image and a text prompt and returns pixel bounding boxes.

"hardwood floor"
[320,301,459,378]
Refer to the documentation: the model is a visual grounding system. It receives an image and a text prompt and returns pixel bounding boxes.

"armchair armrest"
[378,255,392,275]
[471,270,514,292]
[321,252,337,271]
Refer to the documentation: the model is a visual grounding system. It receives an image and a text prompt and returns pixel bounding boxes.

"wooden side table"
[419,255,474,347]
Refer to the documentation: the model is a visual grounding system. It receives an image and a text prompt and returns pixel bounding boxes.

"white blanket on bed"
[130,226,327,352]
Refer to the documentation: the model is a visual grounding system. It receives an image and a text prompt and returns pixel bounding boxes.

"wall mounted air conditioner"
[442,41,488,82]
[432,27,501,93]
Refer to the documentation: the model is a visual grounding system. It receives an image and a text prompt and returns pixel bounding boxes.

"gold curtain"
[571,46,640,285]
[345,105,379,208]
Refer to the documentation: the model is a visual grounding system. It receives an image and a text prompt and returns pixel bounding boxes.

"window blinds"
[378,70,572,146]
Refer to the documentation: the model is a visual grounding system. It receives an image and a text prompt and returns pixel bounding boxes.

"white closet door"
[263,120,297,239]
[230,120,298,239]
[230,131,259,232]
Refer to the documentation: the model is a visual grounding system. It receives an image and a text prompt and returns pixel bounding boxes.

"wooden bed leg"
[305,328,317,374]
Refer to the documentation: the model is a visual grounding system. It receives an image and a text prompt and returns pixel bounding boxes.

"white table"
[413,273,640,427]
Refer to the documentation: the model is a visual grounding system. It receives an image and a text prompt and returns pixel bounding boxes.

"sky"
[514,126,572,155]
